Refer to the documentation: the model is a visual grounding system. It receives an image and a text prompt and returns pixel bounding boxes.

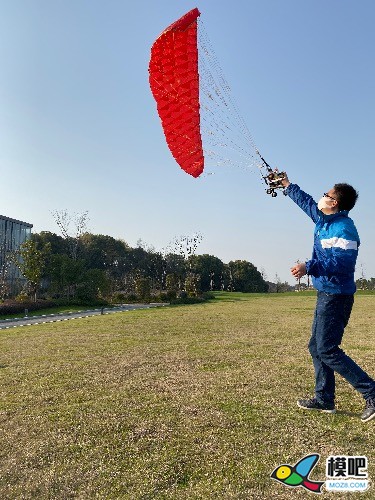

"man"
[281,175,375,422]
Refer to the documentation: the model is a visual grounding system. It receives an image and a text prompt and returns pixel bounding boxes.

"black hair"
[333,183,358,211]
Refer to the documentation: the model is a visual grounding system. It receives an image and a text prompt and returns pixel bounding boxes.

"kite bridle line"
[150,72,261,176]
[197,19,286,196]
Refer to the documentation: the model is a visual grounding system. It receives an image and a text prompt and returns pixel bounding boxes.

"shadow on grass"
[335,409,361,418]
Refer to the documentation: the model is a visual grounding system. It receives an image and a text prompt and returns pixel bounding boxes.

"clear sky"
[1,0,374,284]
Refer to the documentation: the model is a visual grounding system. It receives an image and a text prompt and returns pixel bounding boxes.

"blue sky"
[1,0,374,284]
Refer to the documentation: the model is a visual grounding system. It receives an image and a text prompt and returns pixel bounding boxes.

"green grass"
[0,305,101,320]
[0,292,374,498]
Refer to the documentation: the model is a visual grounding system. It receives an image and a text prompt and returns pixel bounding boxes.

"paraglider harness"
[258,154,287,197]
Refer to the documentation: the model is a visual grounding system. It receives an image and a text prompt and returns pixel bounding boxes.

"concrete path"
[0,304,167,331]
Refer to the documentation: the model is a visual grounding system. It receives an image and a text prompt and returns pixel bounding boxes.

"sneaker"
[297,397,336,414]
[361,398,375,423]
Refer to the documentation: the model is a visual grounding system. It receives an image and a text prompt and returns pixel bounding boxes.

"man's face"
[320,188,338,214]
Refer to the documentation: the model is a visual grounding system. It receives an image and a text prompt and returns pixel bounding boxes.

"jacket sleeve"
[286,183,320,223]
[305,226,359,278]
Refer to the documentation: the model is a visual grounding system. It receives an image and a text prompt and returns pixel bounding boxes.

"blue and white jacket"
[286,183,360,294]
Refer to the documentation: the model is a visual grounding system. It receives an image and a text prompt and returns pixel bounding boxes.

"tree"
[52,210,89,260]
[188,254,225,291]
[270,273,292,293]
[163,253,187,290]
[76,269,111,302]
[260,267,268,282]
[48,254,86,300]
[167,233,203,263]
[164,273,178,300]
[135,277,151,301]
[13,240,51,301]
[227,260,268,292]
[184,273,201,297]
[79,234,129,268]
[79,233,131,293]
[357,263,367,290]
[162,233,203,292]
[32,231,67,255]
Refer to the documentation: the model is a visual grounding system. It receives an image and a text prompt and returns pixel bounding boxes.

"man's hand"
[291,262,307,279]
[281,172,290,188]
[275,168,290,188]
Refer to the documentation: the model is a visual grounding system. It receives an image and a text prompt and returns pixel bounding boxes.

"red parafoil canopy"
[149,8,204,178]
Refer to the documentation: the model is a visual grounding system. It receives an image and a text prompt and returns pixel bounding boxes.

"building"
[0,215,33,296]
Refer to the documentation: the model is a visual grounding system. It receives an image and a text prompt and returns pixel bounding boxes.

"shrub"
[111,292,128,303]
[117,293,139,303]
[15,293,30,303]
[165,290,177,301]
[153,291,176,303]
[0,299,58,317]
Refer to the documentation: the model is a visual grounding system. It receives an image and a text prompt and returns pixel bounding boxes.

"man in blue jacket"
[282,175,375,422]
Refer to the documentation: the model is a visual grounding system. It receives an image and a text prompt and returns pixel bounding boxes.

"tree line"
[5,231,268,303]
[356,277,375,291]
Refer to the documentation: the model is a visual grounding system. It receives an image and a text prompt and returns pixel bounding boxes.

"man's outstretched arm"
[281,174,320,223]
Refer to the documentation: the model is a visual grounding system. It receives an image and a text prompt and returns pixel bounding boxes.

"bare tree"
[167,232,203,264]
[358,262,367,290]
[52,210,89,260]
[136,239,155,253]
[164,233,203,294]
[260,266,268,282]
[227,265,234,291]
[275,273,282,293]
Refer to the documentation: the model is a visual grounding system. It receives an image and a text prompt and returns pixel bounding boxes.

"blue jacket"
[286,183,360,294]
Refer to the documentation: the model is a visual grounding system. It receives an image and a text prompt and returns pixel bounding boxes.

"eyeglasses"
[323,192,337,202]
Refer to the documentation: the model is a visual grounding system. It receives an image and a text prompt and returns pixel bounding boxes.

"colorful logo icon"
[271,453,324,494]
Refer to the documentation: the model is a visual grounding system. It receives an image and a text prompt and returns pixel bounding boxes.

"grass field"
[1,292,374,499]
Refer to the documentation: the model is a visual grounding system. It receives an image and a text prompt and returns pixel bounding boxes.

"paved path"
[0,304,167,331]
